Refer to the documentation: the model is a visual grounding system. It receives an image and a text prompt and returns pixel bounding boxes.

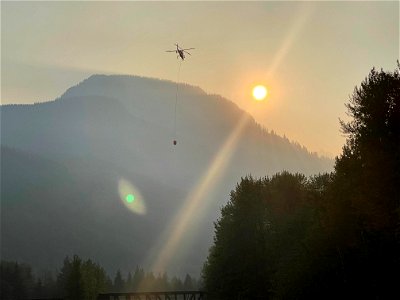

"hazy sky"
[2,1,398,157]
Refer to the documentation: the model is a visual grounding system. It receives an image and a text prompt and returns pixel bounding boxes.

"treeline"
[203,65,400,299]
[1,255,200,300]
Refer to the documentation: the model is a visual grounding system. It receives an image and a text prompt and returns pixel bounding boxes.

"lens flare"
[126,194,135,203]
[118,179,146,215]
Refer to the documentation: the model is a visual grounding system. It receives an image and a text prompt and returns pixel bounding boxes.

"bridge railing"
[97,291,207,300]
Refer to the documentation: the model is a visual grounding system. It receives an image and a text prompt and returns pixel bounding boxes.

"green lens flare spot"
[126,194,135,203]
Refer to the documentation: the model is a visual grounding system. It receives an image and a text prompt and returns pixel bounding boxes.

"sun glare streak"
[137,3,315,283]
[138,113,252,284]
[118,178,146,215]
[267,4,315,77]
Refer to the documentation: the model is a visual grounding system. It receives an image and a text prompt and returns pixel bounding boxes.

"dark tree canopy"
[338,64,400,232]
[203,64,400,299]
[1,257,199,300]
[0,261,35,300]
[202,173,319,299]
[331,64,400,298]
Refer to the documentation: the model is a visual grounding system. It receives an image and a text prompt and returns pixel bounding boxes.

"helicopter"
[166,43,195,61]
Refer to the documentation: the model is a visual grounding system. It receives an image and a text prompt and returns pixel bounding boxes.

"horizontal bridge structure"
[97,291,207,300]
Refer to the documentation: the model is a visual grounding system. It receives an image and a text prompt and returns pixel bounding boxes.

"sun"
[252,85,268,101]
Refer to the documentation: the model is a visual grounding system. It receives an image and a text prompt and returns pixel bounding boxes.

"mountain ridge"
[1,74,333,276]
[3,74,332,161]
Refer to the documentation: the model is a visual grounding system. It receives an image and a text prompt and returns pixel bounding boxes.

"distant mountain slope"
[1,74,333,276]
[1,146,188,274]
